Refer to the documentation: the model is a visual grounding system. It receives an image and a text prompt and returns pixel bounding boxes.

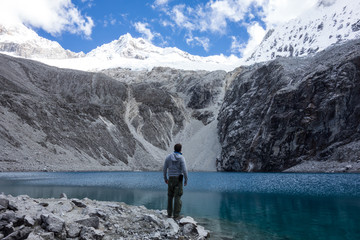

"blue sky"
[0,0,318,57]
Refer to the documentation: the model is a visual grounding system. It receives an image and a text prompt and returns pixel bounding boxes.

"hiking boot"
[173,215,184,221]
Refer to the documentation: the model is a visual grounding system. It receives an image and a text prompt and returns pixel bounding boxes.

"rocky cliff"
[217,39,360,172]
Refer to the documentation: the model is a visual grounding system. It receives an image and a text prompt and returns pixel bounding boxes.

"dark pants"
[167,176,183,218]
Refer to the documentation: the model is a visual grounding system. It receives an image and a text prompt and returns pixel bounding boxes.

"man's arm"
[163,157,169,184]
[181,157,188,186]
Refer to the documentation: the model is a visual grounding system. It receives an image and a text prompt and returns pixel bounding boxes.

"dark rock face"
[217,40,360,172]
[130,82,185,150]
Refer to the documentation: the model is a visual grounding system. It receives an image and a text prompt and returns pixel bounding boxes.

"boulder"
[40,213,65,234]
[2,226,31,240]
[79,227,104,240]
[72,199,87,208]
[59,193,67,199]
[75,216,100,229]
[0,198,9,209]
[66,222,82,238]
[24,215,35,227]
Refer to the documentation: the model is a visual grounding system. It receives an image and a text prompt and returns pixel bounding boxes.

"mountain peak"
[0,22,84,59]
[87,33,159,60]
[246,0,360,63]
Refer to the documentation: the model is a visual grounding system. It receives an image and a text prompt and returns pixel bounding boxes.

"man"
[163,143,188,219]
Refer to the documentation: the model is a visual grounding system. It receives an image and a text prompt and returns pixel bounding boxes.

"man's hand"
[165,179,168,184]
[184,182,187,186]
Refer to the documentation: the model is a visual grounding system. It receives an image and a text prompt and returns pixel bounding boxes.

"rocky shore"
[0,194,209,240]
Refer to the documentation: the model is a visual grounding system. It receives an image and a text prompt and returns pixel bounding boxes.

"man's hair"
[174,143,182,152]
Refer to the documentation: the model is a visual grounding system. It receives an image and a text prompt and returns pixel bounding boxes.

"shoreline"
[0,193,210,240]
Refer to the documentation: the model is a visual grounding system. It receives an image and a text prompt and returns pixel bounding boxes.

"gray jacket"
[163,152,188,184]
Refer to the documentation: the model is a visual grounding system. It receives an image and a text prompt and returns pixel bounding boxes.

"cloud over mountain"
[0,0,94,38]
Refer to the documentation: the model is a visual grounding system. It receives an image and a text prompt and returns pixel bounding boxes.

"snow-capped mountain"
[0,22,241,71]
[87,33,199,61]
[43,33,241,72]
[0,22,84,59]
[247,0,360,63]
[0,0,359,71]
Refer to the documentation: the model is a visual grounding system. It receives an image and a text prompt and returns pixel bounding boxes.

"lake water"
[0,171,359,239]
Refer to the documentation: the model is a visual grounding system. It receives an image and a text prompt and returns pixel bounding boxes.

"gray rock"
[41,213,65,234]
[7,203,17,211]
[0,198,9,209]
[72,199,87,208]
[183,223,196,236]
[24,215,35,227]
[75,216,100,229]
[59,193,67,199]
[3,223,14,236]
[39,202,49,207]
[0,211,16,222]
[2,226,31,240]
[88,209,108,220]
[0,220,7,230]
[39,232,55,240]
[66,222,82,238]
[80,227,104,240]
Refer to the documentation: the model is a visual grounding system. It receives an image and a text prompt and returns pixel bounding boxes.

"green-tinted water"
[0,172,359,239]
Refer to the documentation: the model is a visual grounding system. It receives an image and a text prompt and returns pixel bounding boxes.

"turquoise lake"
[0,172,359,239]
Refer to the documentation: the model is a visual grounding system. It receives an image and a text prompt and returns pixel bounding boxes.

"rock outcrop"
[0,193,209,240]
[217,39,360,172]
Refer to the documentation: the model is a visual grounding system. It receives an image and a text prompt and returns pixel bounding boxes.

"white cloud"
[171,4,195,31]
[154,0,170,6]
[157,0,318,55]
[261,0,317,26]
[134,22,161,42]
[0,0,94,38]
[240,22,266,57]
[186,35,211,51]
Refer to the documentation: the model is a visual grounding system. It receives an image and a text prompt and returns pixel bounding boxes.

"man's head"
[174,143,182,153]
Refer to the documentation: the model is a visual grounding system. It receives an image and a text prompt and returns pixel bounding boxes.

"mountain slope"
[0,53,226,172]
[247,0,360,63]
